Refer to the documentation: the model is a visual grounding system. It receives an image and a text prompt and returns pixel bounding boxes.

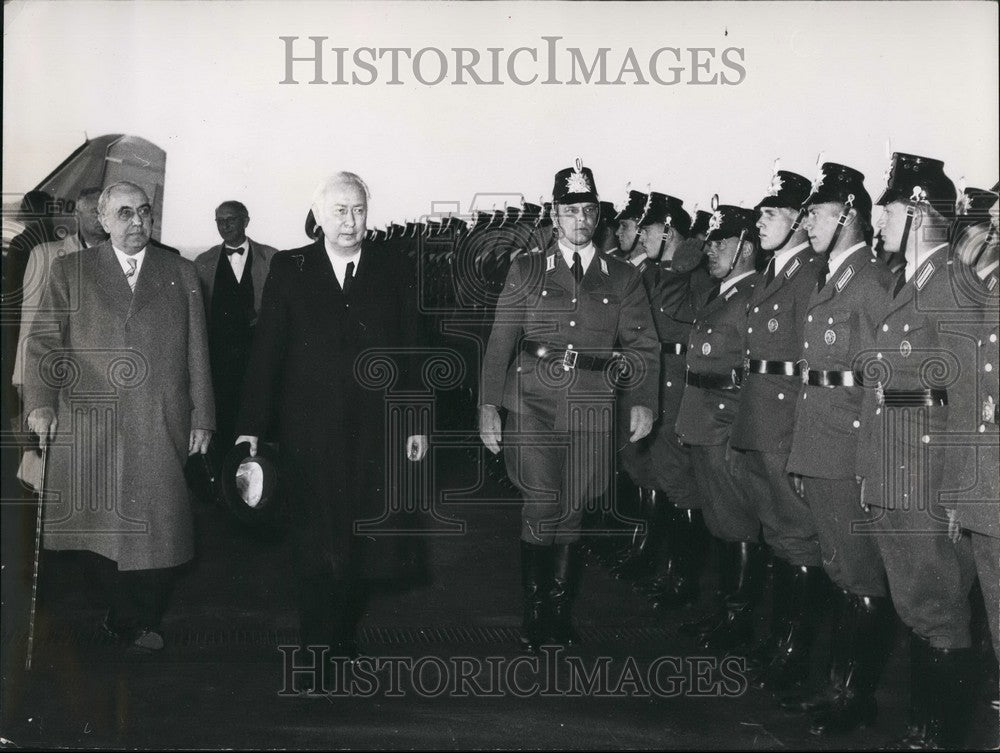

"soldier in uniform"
[674,204,761,650]
[690,210,712,242]
[729,166,826,691]
[781,162,895,736]
[855,154,980,748]
[612,190,649,262]
[616,194,710,601]
[479,160,659,652]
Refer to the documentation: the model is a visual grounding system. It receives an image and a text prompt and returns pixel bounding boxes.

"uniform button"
[852,420,860,429]
[571,298,577,303]
[876,408,881,415]
[707,328,713,334]
[807,315,813,322]
[904,324,910,333]
[753,307,759,313]
[748,327,753,334]
[542,290,548,296]
[666,381,672,388]
[802,393,807,400]
[567,344,574,349]
[570,321,576,327]
[991,334,997,343]
[773,304,779,310]
[804,342,809,349]
[718,403,726,410]
[921,435,930,444]
[516,366,522,373]
[660,307,665,312]
[603,298,609,304]
[986,363,994,372]
[882,324,889,332]
[778,393,785,400]
[828,317,834,325]
[877,352,883,359]
[979,424,986,433]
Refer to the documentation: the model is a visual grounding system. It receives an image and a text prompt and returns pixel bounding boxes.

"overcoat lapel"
[127,248,168,321]
[95,245,133,321]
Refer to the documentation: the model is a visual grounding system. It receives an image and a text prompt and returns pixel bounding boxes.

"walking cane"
[25,443,47,671]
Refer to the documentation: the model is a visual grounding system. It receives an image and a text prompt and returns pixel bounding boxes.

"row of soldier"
[475,156,998,751]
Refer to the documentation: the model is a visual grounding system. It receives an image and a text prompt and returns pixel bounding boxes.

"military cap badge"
[708,210,723,234]
[566,168,592,195]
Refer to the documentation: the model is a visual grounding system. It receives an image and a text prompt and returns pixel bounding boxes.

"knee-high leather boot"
[548,543,582,645]
[699,541,766,652]
[650,507,707,610]
[519,541,551,653]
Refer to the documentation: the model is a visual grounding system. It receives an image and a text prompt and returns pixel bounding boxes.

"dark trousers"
[294,543,368,649]
[803,476,887,597]
[972,533,1000,661]
[690,443,759,542]
[742,450,822,566]
[503,412,612,545]
[105,563,173,633]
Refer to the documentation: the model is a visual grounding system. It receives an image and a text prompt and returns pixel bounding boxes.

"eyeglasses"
[115,205,153,222]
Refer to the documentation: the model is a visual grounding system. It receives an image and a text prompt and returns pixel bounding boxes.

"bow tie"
[225,246,245,256]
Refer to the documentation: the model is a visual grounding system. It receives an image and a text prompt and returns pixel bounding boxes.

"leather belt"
[805,369,862,387]
[521,339,622,372]
[685,368,744,390]
[746,358,800,377]
[661,342,687,356]
[879,388,948,407]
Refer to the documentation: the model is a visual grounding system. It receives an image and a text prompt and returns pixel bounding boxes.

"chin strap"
[774,207,806,252]
[726,230,748,278]
[823,194,856,256]
[896,185,926,259]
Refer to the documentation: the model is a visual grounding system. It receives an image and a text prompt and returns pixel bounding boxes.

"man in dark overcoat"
[236,172,427,657]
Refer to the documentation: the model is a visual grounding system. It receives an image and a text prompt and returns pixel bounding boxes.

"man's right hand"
[478,405,502,455]
[235,435,259,457]
[26,407,57,449]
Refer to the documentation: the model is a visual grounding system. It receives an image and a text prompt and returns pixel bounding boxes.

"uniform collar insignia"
[545,253,556,272]
[785,257,802,279]
[600,257,609,276]
[915,261,936,291]
[835,265,855,292]
[987,275,998,292]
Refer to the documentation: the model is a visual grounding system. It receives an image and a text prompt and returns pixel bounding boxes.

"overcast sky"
[4,0,998,256]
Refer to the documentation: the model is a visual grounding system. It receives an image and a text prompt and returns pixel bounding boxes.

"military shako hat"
[804,162,873,219]
[615,190,648,222]
[690,210,712,237]
[705,202,757,243]
[639,192,692,236]
[876,152,956,219]
[553,158,599,205]
[756,167,812,211]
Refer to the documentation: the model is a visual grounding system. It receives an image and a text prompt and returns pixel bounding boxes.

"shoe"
[130,629,165,652]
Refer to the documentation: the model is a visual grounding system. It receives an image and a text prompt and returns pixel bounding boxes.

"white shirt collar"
[557,240,595,274]
[827,241,868,279]
[772,241,810,276]
[719,269,755,297]
[324,239,362,288]
[905,242,948,282]
[112,244,146,276]
[223,238,249,254]
[630,255,645,267]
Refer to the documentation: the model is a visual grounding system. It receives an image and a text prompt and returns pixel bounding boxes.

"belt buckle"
[983,395,996,424]
[562,349,578,371]
[798,359,809,385]
[876,382,885,406]
[743,355,751,375]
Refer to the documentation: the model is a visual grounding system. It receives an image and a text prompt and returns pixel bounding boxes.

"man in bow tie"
[194,202,277,478]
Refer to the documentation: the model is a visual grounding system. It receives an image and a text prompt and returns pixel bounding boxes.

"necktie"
[816,257,830,291]
[225,246,245,256]
[125,258,138,292]
[764,258,776,287]
[342,261,355,295]
[892,271,906,298]
[572,252,584,286]
[705,281,721,304]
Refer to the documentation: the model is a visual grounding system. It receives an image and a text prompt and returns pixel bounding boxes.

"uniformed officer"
[479,160,660,652]
[856,153,980,748]
[613,193,703,583]
[781,162,895,736]
[613,190,649,262]
[690,209,712,242]
[674,202,761,651]
[729,165,826,691]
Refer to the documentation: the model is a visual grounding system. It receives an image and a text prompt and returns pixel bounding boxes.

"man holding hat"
[782,162,895,735]
[674,202,761,651]
[479,160,659,652]
[729,165,826,690]
[855,153,979,748]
